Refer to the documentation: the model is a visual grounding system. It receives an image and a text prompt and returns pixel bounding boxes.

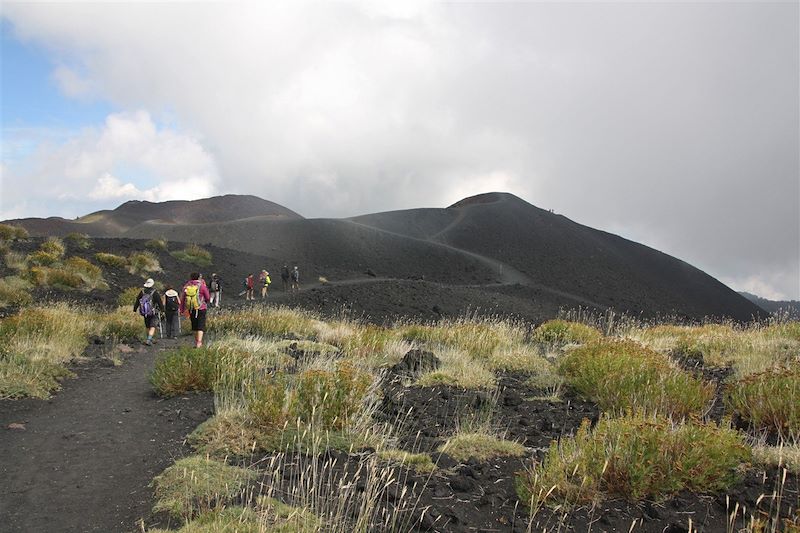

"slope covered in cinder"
[8,195,302,237]
[354,192,763,321]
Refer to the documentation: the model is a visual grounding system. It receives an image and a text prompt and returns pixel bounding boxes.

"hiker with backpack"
[180,272,211,348]
[291,265,300,293]
[133,278,164,346]
[209,273,222,308]
[259,270,271,298]
[281,265,290,292]
[163,286,181,339]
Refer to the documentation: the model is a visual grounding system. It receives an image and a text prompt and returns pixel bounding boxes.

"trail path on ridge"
[0,339,213,533]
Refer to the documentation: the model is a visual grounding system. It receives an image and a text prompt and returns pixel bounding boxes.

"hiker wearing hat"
[209,273,222,308]
[259,269,271,299]
[280,265,290,292]
[180,272,211,348]
[133,278,164,346]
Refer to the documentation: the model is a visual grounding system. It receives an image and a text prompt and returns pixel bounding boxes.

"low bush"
[127,251,161,276]
[0,276,33,308]
[292,360,372,430]
[0,223,28,241]
[246,375,288,429]
[517,415,751,508]
[559,339,714,419]
[378,450,436,473]
[0,304,93,398]
[94,252,128,268]
[98,307,142,340]
[399,317,525,358]
[29,266,84,289]
[439,433,525,462]
[417,346,497,390]
[531,319,603,346]
[3,251,28,271]
[64,232,91,249]
[725,364,800,440]
[145,238,168,251]
[151,455,257,521]
[150,347,220,396]
[171,244,212,267]
[27,250,61,267]
[64,257,107,290]
[118,286,143,307]
[39,237,65,258]
[209,307,320,339]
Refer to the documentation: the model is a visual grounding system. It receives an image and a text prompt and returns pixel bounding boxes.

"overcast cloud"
[1,2,798,300]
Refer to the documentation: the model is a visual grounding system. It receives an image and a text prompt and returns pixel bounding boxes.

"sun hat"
[143,278,155,288]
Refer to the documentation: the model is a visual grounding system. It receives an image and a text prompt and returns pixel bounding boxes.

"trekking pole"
[158,313,164,339]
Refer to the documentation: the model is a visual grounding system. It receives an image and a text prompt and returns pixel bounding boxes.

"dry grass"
[439,432,526,462]
[417,345,497,390]
[209,306,321,339]
[399,316,526,358]
[0,276,33,308]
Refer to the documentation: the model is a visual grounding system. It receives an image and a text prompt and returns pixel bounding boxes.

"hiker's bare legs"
[147,327,156,337]
[195,330,203,346]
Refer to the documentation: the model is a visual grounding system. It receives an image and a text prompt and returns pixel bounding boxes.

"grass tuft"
[724,364,800,440]
[439,432,526,462]
[127,251,162,276]
[151,455,257,520]
[0,276,33,308]
[531,319,603,347]
[95,252,128,268]
[64,232,91,249]
[559,339,714,418]
[517,415,751,508]
[145,238,169,251]
[171,244,213,267]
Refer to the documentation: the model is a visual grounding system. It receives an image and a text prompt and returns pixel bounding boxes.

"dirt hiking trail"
[0,339,213,533]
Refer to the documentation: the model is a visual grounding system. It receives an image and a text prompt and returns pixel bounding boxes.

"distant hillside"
[3,192,766,321]
[739,292,800,318]
[7,195,302,237]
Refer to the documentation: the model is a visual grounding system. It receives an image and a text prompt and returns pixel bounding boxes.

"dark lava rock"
[389,349,440,379]
[449,475,476,493]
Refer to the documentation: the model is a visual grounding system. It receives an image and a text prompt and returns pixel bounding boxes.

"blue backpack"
[138,291,156,317]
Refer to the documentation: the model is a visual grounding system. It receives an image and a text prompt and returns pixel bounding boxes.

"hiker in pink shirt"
[179,272,211,348]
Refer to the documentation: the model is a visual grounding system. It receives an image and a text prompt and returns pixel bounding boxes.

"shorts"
[189,309,207,332]
[144,315,160,328]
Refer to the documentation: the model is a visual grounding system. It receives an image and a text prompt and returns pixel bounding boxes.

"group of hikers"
[242,265,300,300]
[132,266,300,348]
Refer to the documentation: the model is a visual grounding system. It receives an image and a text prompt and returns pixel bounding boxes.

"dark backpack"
[211,279,220,292]
[165,294,180,314]
[138,291,156,317]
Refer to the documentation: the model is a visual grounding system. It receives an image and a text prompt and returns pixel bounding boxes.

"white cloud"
[1,110,219,217]
[722,274,794,302]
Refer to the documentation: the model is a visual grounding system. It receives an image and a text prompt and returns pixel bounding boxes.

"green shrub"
[151,455,257,520]
[171,244,212,267]
[559,339,714,419]
[399,317,525,358]
[0,354,74,399]
[517,415,751,508]
[0,276,33,308]
[439,433,526,462]
[95,252,128,268]
[3,251,28,271]
[725,364,800,439]
[29,266,84,289]
[27,250,61,267]
[64,257,107,290]
[0,223,28,241]
[246,375,288,429]
[291,360,372,430]
[119,286,145,307]
[377,450,436,473]
[98,307,142,340]
[127,251,161,276]
[64,232,91,249]
[145,238,168,251]
[209,307,320,338]
[40,237,65,257]
[150,347,219,396]
[532,319,603,346]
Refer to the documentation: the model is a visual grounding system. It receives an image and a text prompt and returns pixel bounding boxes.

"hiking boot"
[144,339,153,346]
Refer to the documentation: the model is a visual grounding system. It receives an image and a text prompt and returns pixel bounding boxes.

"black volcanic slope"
[5,192,764,321]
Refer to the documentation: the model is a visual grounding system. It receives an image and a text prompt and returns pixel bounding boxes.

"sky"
[1,1,798,301]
